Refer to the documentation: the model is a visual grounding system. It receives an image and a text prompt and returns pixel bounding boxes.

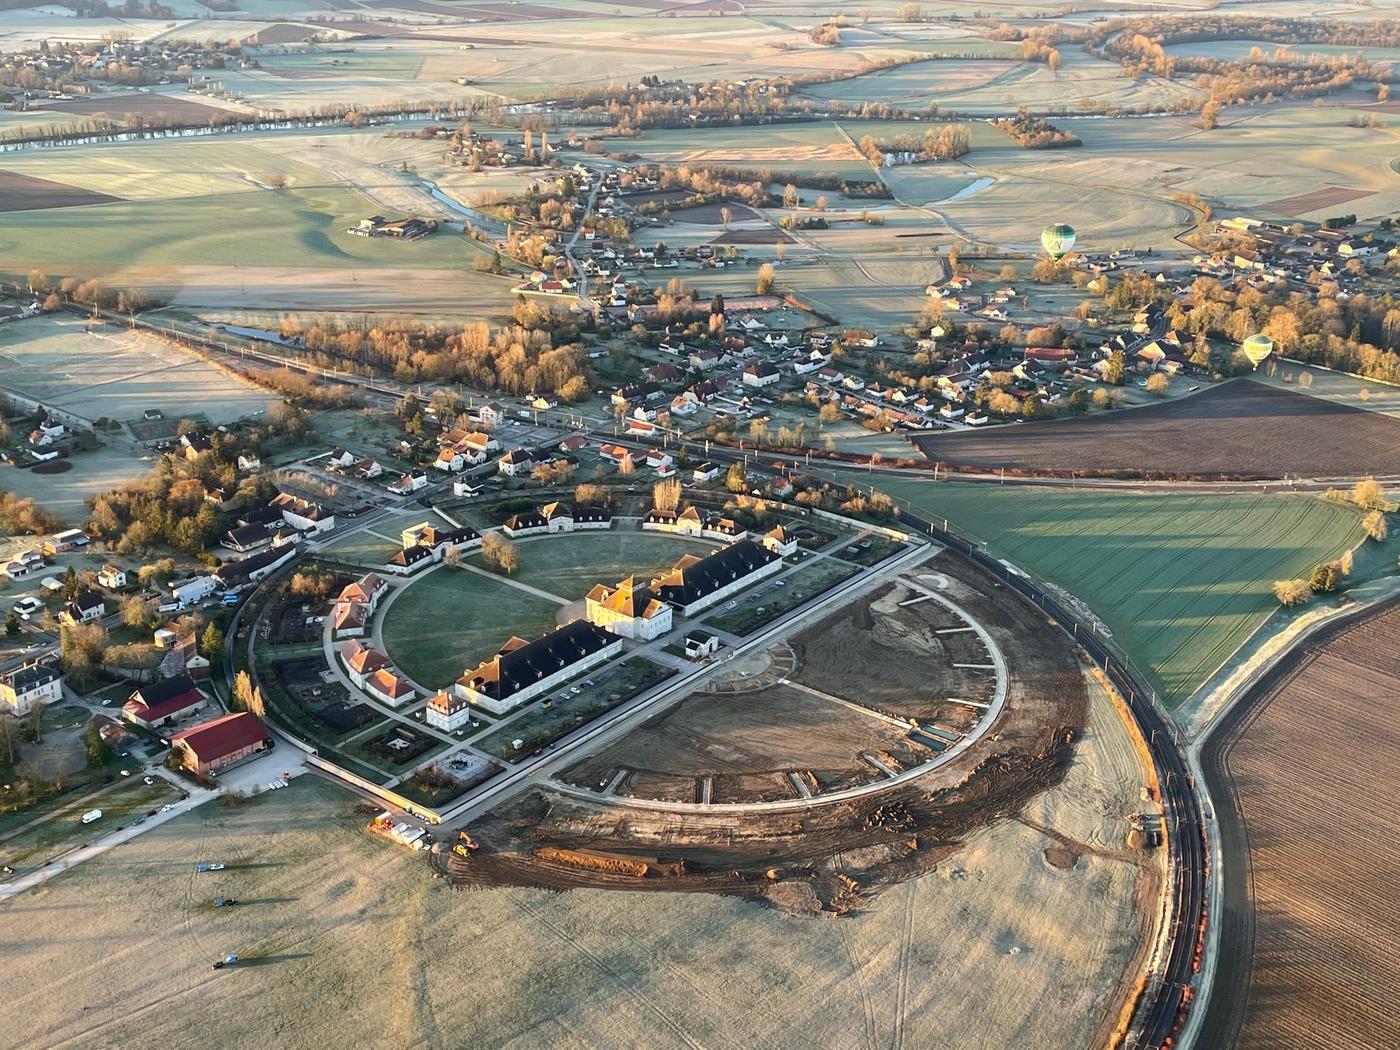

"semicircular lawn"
[382,530,719,689]
[379,569,561,690]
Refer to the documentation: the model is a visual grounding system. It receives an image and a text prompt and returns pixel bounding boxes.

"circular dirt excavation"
[558,577,1012,811]
[706,642,793,692]
[31,459,72,474]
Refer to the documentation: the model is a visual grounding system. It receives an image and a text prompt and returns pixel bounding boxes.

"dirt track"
[912,380,1400,480]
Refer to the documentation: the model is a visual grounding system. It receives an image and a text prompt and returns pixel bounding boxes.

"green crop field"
[381,567,561,688]
[0,185,491,272]
[477,530,716,602]
[876,481,1366,705]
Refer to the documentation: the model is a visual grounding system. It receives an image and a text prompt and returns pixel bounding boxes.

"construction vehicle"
[212,953,238,970]
[457,831,480,851]
[451,843,473,859]
[214,898,240,908]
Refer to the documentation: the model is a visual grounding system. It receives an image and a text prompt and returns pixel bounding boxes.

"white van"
[81,809,102,824]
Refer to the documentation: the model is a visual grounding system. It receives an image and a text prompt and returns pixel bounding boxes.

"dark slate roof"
[390,544,434,567]
[505,511,548,530]
[458,620,615,702]
[652,539,778,608]
[131,674,200,707]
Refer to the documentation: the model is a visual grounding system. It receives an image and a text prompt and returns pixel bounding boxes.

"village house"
[340,640,391,689]
[122,675,205,730]
[0,660,62,716]
[364,668,416,708]
[272,493,335,534]
[60,590,106,627]
[497,448,539,477]
[388,470,429,494]
[97,565,128,590]
[683,630,720,660]
[762,525,798,557]
[742,361,781,389]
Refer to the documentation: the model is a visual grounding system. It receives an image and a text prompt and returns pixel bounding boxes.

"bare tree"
[653,478,682,513]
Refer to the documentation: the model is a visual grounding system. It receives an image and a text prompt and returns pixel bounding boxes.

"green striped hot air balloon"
[1242,333,1273,369]
[1041,223,1076,259]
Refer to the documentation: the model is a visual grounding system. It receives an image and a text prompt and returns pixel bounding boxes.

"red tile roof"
[172,712,270,763]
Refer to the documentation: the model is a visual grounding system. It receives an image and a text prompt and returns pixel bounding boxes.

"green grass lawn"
[381,568,560,688]
[875,481,1367,704]
[0,776,180,871]
[0,185,494,271]
[473,531,713,602]
[319,531,401,569]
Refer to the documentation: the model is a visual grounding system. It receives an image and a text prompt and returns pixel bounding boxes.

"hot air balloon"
[1242,333,1274,369]
[1041,223,1076,259]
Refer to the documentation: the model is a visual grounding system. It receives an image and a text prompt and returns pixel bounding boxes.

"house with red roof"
[122,675,205,730]
[171,712,273,776]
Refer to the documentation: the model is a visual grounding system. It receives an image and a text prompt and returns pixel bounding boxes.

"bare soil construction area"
[1200,601,1400,1050]
[565,680,925,804]
[912,380,1400,479]
[460,555,1097,913]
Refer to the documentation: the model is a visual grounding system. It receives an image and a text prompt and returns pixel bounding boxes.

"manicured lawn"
[471,530,715,602]
[381,567,560,688]
[876,481,1367,705]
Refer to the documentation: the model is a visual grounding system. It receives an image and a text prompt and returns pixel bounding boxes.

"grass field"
[0,697,1154,1049]
[380,567,561,688]
[479,530,717,602]
[874,480,1366,704]
[622,122,874,179]
[0,316,273,426]
[0,185,490,271]
[0,777,180,871]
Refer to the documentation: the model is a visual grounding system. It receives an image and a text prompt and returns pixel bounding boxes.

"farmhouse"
[122,675,205,729]
[454,620,622,715]
[426,689,472,733]
[171,712,273,776]
[742,361,780,388]
[272,493,335,534]
[97,565,127,590]
[59,590,106,626]
[586,576,674,641]
[0,660,62,716]
[650,540,782,616]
